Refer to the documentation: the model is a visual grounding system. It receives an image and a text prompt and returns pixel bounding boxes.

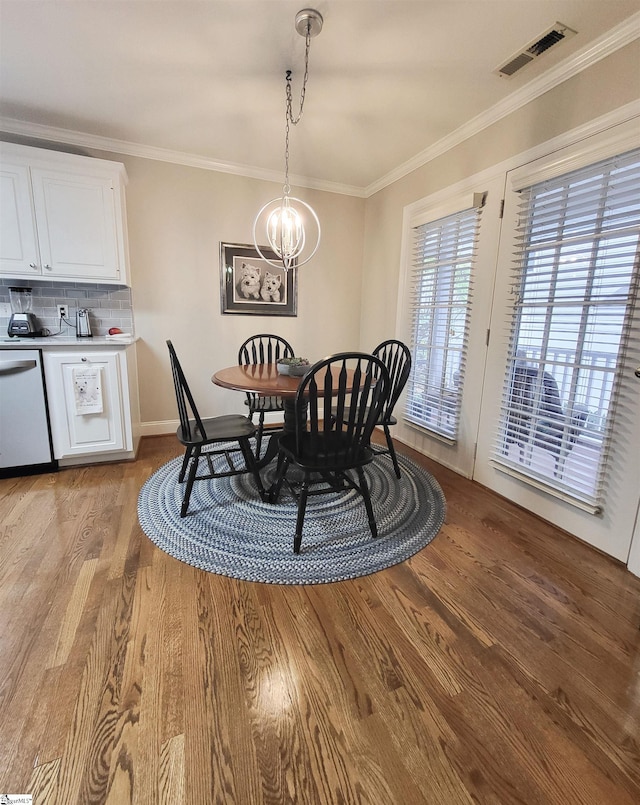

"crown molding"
[0,116,366,198]
[365,11,640,197]
[1,12,637,201]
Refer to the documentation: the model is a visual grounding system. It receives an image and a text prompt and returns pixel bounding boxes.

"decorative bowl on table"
[277,357,311,376]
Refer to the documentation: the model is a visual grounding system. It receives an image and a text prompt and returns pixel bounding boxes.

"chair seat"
[278,432,375,470]
[177,414,256,446]
[245,396,285,413]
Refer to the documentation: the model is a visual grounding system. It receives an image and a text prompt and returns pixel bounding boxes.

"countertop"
[0,335,137,348]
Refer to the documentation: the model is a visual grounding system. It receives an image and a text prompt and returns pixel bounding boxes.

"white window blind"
[493,148,640,511]
[404,200,483,440]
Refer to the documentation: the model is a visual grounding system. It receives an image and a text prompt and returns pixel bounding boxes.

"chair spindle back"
[296,352,390,466]
[373,339,412,422]
[167,340,206,442]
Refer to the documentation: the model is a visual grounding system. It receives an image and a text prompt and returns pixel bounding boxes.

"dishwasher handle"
[0,358,38,374]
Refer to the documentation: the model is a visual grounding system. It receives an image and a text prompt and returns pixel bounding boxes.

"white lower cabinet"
[43,345,139,465]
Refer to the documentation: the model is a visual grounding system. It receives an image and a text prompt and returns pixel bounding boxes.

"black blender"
[7,287,40,337]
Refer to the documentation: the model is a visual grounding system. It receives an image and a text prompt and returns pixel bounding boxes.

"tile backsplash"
[0,279,134,337]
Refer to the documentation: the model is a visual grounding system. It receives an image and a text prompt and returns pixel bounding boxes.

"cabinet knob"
[29,263,37,269]
[44,264,52,271]
[81,357,88,362]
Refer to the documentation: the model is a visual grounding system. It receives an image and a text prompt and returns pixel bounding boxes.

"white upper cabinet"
[0,142,130,285]
[0,163,39,274]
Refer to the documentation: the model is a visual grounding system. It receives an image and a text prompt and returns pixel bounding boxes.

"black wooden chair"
[238,334,295,455]
[271,352,390,554]
[505,363,588,476]
[331,340,411,478]
[370,339,412,477]
[167,340,264,516]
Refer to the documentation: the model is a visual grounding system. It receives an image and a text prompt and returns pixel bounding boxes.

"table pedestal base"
[255,399,306,470]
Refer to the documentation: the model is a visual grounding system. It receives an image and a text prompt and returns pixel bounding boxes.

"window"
[493,148,640,510]
[404,198,484,440]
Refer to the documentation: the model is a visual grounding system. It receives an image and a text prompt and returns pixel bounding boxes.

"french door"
[474,128,640,563]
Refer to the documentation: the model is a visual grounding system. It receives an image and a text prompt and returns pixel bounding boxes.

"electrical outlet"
[57,304,69,319]
[0,302,11,316]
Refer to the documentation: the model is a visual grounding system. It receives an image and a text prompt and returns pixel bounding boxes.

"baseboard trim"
[140,420,179,436]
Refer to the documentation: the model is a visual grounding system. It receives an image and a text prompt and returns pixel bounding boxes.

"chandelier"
[253,8,323,270]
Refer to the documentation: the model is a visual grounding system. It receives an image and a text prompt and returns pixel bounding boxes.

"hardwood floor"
[1,434,639,804]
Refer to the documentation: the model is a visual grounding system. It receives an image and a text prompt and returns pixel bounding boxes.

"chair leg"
[181,445,201,517]
[357,465,378,539]
[178,445,193,483]
[384,424,402,479]
[270,453,289,503]
[255,411,266,457]
[294,473,310,554]
[239,437,265,501]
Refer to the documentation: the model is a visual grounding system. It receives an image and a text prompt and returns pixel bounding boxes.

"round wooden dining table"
[212,363,310,467]
[212,362,304,401]
[212,362,358,466]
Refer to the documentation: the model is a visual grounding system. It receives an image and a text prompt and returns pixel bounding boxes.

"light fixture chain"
[287,27,311,126]
[283,90,291,195]
[283,23,311,195]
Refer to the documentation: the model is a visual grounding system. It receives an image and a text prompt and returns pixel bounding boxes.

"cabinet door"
[0,165,40,276]
[45,351,126,458]
[30,169,121,281]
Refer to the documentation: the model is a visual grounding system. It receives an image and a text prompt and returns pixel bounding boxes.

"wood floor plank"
[492,643,640,795]
[301,583,475,803]
[0,499,99,783]
[1,434,639,804]
[50,558,100,668]
[52,573,136,805]
[157,553,185,745]
[181,571,245,803]
[269,585,425,803]
[28,757,61,804]
[444,644,639,805]
[158,733,185,805]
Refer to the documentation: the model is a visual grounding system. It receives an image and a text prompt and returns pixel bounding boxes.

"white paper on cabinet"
[71,366,104,415]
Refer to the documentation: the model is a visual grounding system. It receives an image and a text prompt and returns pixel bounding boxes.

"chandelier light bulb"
[268,200,305,260]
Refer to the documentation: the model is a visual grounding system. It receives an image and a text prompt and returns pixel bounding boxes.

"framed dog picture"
[220,242,297,316]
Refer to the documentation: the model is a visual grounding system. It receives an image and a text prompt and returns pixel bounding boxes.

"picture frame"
[220,242,297,316]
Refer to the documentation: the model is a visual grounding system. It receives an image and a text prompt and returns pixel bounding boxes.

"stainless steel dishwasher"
[0,348,57,475]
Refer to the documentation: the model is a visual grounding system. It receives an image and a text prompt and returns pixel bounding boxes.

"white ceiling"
[1,1,639,194]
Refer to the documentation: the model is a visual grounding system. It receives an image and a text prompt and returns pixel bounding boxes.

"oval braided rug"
[137,449,446,585]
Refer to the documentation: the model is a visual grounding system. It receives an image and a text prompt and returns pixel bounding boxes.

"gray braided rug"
[137,449,446,585]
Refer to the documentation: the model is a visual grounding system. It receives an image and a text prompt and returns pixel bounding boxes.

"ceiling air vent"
[495,22,577,78]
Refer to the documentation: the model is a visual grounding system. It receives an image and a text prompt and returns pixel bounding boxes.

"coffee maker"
[76,308,93,338]
[7,287,40,337]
